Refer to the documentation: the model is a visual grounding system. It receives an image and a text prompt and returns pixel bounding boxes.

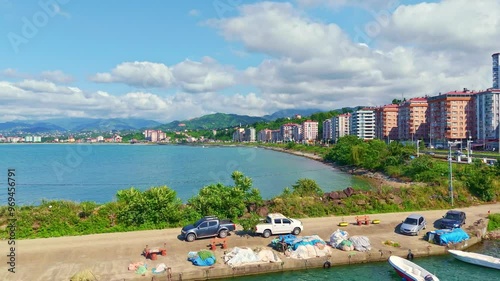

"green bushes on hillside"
[2,136,500,239]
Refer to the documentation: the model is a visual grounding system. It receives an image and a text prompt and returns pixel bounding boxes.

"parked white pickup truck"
[254,213,303,238]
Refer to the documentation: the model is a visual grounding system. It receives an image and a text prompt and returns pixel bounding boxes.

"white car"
[254,213,303,238]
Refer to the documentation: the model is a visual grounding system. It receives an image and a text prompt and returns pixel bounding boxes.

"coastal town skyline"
[1,0,499,123]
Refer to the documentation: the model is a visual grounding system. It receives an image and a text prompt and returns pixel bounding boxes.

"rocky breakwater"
[323,186,403,208]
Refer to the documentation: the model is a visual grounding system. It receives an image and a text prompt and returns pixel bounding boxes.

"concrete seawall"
[122,220,488,281]
[2,205,496,281]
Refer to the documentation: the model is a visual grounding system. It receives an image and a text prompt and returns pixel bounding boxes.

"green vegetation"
[2,136,499,239]
[187,171,263,220]
[121,132,145,142]
[487,213,500,231]
[157,113,266,131]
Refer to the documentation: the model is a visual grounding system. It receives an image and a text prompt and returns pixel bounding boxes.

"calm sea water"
[229,240,500,281]
[0,144,369,205]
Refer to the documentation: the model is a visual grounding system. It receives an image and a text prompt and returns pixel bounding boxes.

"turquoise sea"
[0,144,368,205]
[228,240,500,281]
[1,143,498,280]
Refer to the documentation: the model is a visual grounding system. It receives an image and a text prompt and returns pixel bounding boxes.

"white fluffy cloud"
[2,69,74,83]
[90,58,236,93]
[207,1,494,111]
[0,79,269,122]
[208,2,350,62]
[40,70,74,83]
[172,57,236,93]
[90,61,175,88]
[382,0,500,53]
[2,0,497,123]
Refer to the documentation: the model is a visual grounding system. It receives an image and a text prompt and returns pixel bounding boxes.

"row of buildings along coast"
[243,53,500,150]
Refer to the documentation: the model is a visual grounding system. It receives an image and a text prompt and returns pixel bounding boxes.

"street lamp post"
[448,142,454,206]
[447,140,461,206]
[467,135,472,163]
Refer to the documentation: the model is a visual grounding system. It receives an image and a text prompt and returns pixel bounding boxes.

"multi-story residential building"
[350,109,375,140]
[271,130,281,142]
[302,120,318,142]
[427,89,476,144]
[244,127,256,142]
[332,113,351,142]
[257,129,273,142]
[375,104,399,142]
[493,53,499,89]
[476,89,500,150]
[232,128,245,142]
[280,123,300,142]
[397,97,428,141]
[322,119,333,142]
[143,129,167,142]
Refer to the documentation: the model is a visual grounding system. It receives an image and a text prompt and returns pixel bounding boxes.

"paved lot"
[1,203,498,281]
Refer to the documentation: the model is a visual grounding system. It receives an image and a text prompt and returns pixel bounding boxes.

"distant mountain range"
[0,118,161,134]
[156,109,323,131]
[262,108,322,120]
[0,108,324,134]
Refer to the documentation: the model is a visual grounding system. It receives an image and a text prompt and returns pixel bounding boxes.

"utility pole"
[416,140,420,157]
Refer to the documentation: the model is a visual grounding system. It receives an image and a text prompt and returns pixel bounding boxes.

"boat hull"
[448,250,500,270]
[388,256,439,281]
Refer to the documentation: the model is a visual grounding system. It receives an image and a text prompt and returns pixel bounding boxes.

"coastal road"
[1,203,498,281]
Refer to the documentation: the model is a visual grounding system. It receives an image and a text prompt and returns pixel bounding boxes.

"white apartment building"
[350,109,375,140]
[281,123,300,142]
[244,127,256,142]
[143,129,166,142]
[302,120,318,142]
[333,113,351,142]
[476,89,500,150]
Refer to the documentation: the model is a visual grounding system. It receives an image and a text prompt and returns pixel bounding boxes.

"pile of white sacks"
[329,229,372,252]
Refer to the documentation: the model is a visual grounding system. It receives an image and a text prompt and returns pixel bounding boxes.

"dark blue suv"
[440,210,466,229]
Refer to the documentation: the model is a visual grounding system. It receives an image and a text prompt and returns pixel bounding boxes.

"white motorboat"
[448,249,500,270]
[388,255,440,281]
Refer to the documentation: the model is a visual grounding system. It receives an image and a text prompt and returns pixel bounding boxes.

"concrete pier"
[0,204,497,281]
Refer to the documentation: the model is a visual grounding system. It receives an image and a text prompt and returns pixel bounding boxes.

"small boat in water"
[448,249,500,270]
[388,256,439,281]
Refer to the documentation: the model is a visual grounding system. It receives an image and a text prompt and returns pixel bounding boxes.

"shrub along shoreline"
[1,136,499,239]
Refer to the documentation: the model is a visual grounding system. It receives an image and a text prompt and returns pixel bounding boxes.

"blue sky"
[0,0,498,122]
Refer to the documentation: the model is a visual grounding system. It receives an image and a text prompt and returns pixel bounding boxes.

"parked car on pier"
[180,216,236,242]
[399,214,427,236]
[254,213,303,238]
[439,210,466,229]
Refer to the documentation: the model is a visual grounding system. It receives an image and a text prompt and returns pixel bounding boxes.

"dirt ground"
[1,203,498,281]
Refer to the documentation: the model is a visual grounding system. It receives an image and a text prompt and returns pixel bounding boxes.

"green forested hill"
[156,113,267,130]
